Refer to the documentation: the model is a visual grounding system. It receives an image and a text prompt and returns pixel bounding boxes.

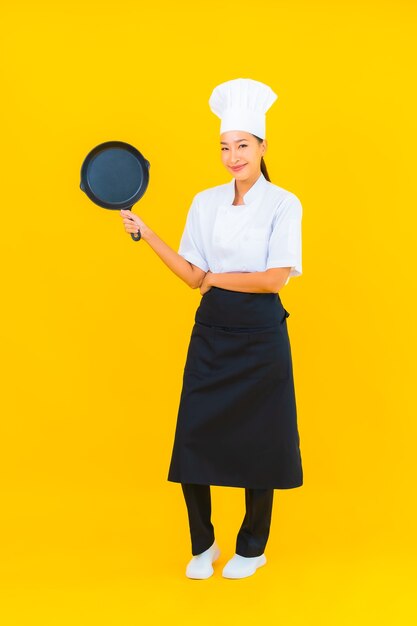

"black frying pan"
[80,140,150,241]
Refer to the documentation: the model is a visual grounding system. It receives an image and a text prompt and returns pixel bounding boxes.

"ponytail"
[253,134,271,182]
[260,156,271,182]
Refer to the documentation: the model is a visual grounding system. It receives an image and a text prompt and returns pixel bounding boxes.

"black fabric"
[167,287,303,489]
[236,487,274,557]
[181,483,274,557]
[181,483,215,555]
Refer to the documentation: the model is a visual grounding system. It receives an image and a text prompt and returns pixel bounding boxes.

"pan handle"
[132,159,149,239]
[125,208,141,242]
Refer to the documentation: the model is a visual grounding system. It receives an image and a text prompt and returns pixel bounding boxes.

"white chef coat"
[178,172,302,286]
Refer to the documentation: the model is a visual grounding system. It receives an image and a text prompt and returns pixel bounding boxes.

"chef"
[166,77,304,580]
[121,77,304,581]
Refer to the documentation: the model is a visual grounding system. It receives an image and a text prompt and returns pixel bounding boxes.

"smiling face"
[220,130,267,180]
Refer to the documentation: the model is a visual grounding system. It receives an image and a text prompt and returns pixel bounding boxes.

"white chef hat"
[208,77,278,139]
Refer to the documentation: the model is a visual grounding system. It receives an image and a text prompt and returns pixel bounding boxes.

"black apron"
[167,286,303,490]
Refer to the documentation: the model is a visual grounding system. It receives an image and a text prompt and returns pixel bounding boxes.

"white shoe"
[185,540,221,579]
[222,553,267,579]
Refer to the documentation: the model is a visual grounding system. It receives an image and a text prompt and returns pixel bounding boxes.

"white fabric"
[186,540,221,579]
[178,173,302,287]
[222,553,267,579]
[209,77,278,139]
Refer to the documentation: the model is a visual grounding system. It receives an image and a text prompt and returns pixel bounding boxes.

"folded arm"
[205,268,292,293]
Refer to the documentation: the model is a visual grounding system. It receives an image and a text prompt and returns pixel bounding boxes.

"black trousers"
[181,483,274,557]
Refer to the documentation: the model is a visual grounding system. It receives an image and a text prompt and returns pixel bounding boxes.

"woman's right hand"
[123,215,202,289]
[120,209,151,240]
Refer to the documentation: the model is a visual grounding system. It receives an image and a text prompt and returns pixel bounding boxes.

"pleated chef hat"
[209,77,278,139]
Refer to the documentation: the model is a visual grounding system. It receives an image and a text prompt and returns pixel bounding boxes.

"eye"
[221,144,248,151]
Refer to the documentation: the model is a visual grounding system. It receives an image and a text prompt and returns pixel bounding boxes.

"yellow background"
[1,0,416,623]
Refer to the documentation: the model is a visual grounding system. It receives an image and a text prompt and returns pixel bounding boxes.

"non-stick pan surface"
[80,140,150,241]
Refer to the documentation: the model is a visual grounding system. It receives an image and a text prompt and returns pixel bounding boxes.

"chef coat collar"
[225,171,268,206]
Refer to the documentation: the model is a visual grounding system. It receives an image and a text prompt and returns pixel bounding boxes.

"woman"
[120,78,303,580]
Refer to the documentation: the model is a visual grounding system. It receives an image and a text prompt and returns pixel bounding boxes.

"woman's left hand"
[200,270,214,295]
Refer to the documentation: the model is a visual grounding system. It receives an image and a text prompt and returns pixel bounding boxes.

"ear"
[262,139,268,155]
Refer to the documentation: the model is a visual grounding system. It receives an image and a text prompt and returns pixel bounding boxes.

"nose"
[229,147,240,164]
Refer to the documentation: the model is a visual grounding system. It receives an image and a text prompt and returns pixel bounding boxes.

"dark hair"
[253,134,271,182]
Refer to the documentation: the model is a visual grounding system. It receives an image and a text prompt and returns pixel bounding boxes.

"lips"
[231,164,247,172]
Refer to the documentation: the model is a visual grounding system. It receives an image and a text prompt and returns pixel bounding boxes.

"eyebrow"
[220,139,248,145]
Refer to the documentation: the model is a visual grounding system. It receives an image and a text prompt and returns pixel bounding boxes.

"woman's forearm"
[209,271,273,293]
[141,228,200,289]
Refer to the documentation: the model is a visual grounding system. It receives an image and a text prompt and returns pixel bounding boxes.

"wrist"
[141,227,154,243]
[208,272,216,287]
